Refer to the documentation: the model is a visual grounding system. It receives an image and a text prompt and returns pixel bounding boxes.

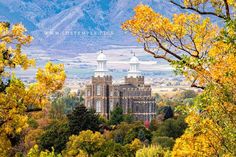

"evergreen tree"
[38,120,70,153]
[109,106,124,125]
[67,105,101,135]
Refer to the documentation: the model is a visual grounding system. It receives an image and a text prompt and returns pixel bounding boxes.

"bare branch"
[170,0,226,19]
[223,0,231,19]
[191,78,205,89]
[143,43,173,62]
[151,33,183,60]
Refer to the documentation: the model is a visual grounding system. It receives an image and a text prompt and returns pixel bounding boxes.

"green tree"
[152,136,175,149]
[136,145,171,157]
[123,113,134,124]
[179,90,197,99]
[111,122,131,144]
[149,119,158,132]
[94,140,131,157]
[38,120,70,153]
[50,89,81,119]
[153,116,187,139]
[157,106,174,120]
[67,105,101,135]
[154,93,162,102]
[124,125,152,144]
[109,106,124,125]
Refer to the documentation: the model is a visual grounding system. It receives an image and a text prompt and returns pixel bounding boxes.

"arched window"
[96,100,101,112]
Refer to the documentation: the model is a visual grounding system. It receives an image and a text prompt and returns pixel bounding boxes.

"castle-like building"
[85,51,156,121]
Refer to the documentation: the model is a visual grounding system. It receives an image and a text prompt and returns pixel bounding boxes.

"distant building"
[85,51,156,121]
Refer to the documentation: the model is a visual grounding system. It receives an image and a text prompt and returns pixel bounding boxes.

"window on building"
[87,90,90,96]
[149,104,152,112]
[96,85,101,95]
[110,100,113,111]
[96,100,101,112]
[136,105,139,112]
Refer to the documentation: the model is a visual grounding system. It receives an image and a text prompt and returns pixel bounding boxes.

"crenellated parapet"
[125,76,144,86]
[92,75,112,84]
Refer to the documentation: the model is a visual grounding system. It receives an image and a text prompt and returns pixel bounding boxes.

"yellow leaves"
[0,133,12,157]
[123,2,236,157]
[172,14,188,38]
[184,0,208,7]
[203,31,236,85]
[63,130,106,156]
[0,23,35,73]
[22,62,66,108]
[0,78,29,134]
[0,22,9,38]
[173,112,224,157]
[122,4,166,38]
[136,145,171,157]
[2,36,12,43]
[0,41,6,52]
[75,130,105,146]
[127,138,143,153]
[12,23,26,36]
[36,62,66,93]
[122,4,219,57]
[0,22,66,156]
[228,0,236,7]
[172,89,236,156]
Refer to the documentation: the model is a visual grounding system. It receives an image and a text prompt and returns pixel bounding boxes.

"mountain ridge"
[0,0,181,53]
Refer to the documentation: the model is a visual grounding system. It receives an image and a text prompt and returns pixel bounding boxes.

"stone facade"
[85,75,156,121]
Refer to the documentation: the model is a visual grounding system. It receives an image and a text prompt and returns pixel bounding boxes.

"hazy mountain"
[0,0,181,53]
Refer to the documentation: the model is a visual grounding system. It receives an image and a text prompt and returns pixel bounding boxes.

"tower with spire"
[125,52,144,86]
[128,52,141,78]
[95,50,108,77]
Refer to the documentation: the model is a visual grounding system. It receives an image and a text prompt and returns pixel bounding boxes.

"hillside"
[0,0,181,53]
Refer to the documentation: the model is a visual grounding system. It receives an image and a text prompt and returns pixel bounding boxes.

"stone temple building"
[85,51,156,121]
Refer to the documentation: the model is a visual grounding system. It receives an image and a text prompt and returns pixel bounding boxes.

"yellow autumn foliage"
[0,22,66,156]
[123,1,236,157]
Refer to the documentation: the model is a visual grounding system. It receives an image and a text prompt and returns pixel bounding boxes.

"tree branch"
[191,77,205,89]
[150,33,183,60]
[143,43,173,62]
[170,0,226,19]
[223,0,231,19]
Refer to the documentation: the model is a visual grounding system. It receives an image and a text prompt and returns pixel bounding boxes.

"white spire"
[128,52,141,77]
[95,50,108,77]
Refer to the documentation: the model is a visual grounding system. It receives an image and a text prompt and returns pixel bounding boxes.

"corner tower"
[95,50,108,77]
[125,53,144,86]
[86,51,112,119]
